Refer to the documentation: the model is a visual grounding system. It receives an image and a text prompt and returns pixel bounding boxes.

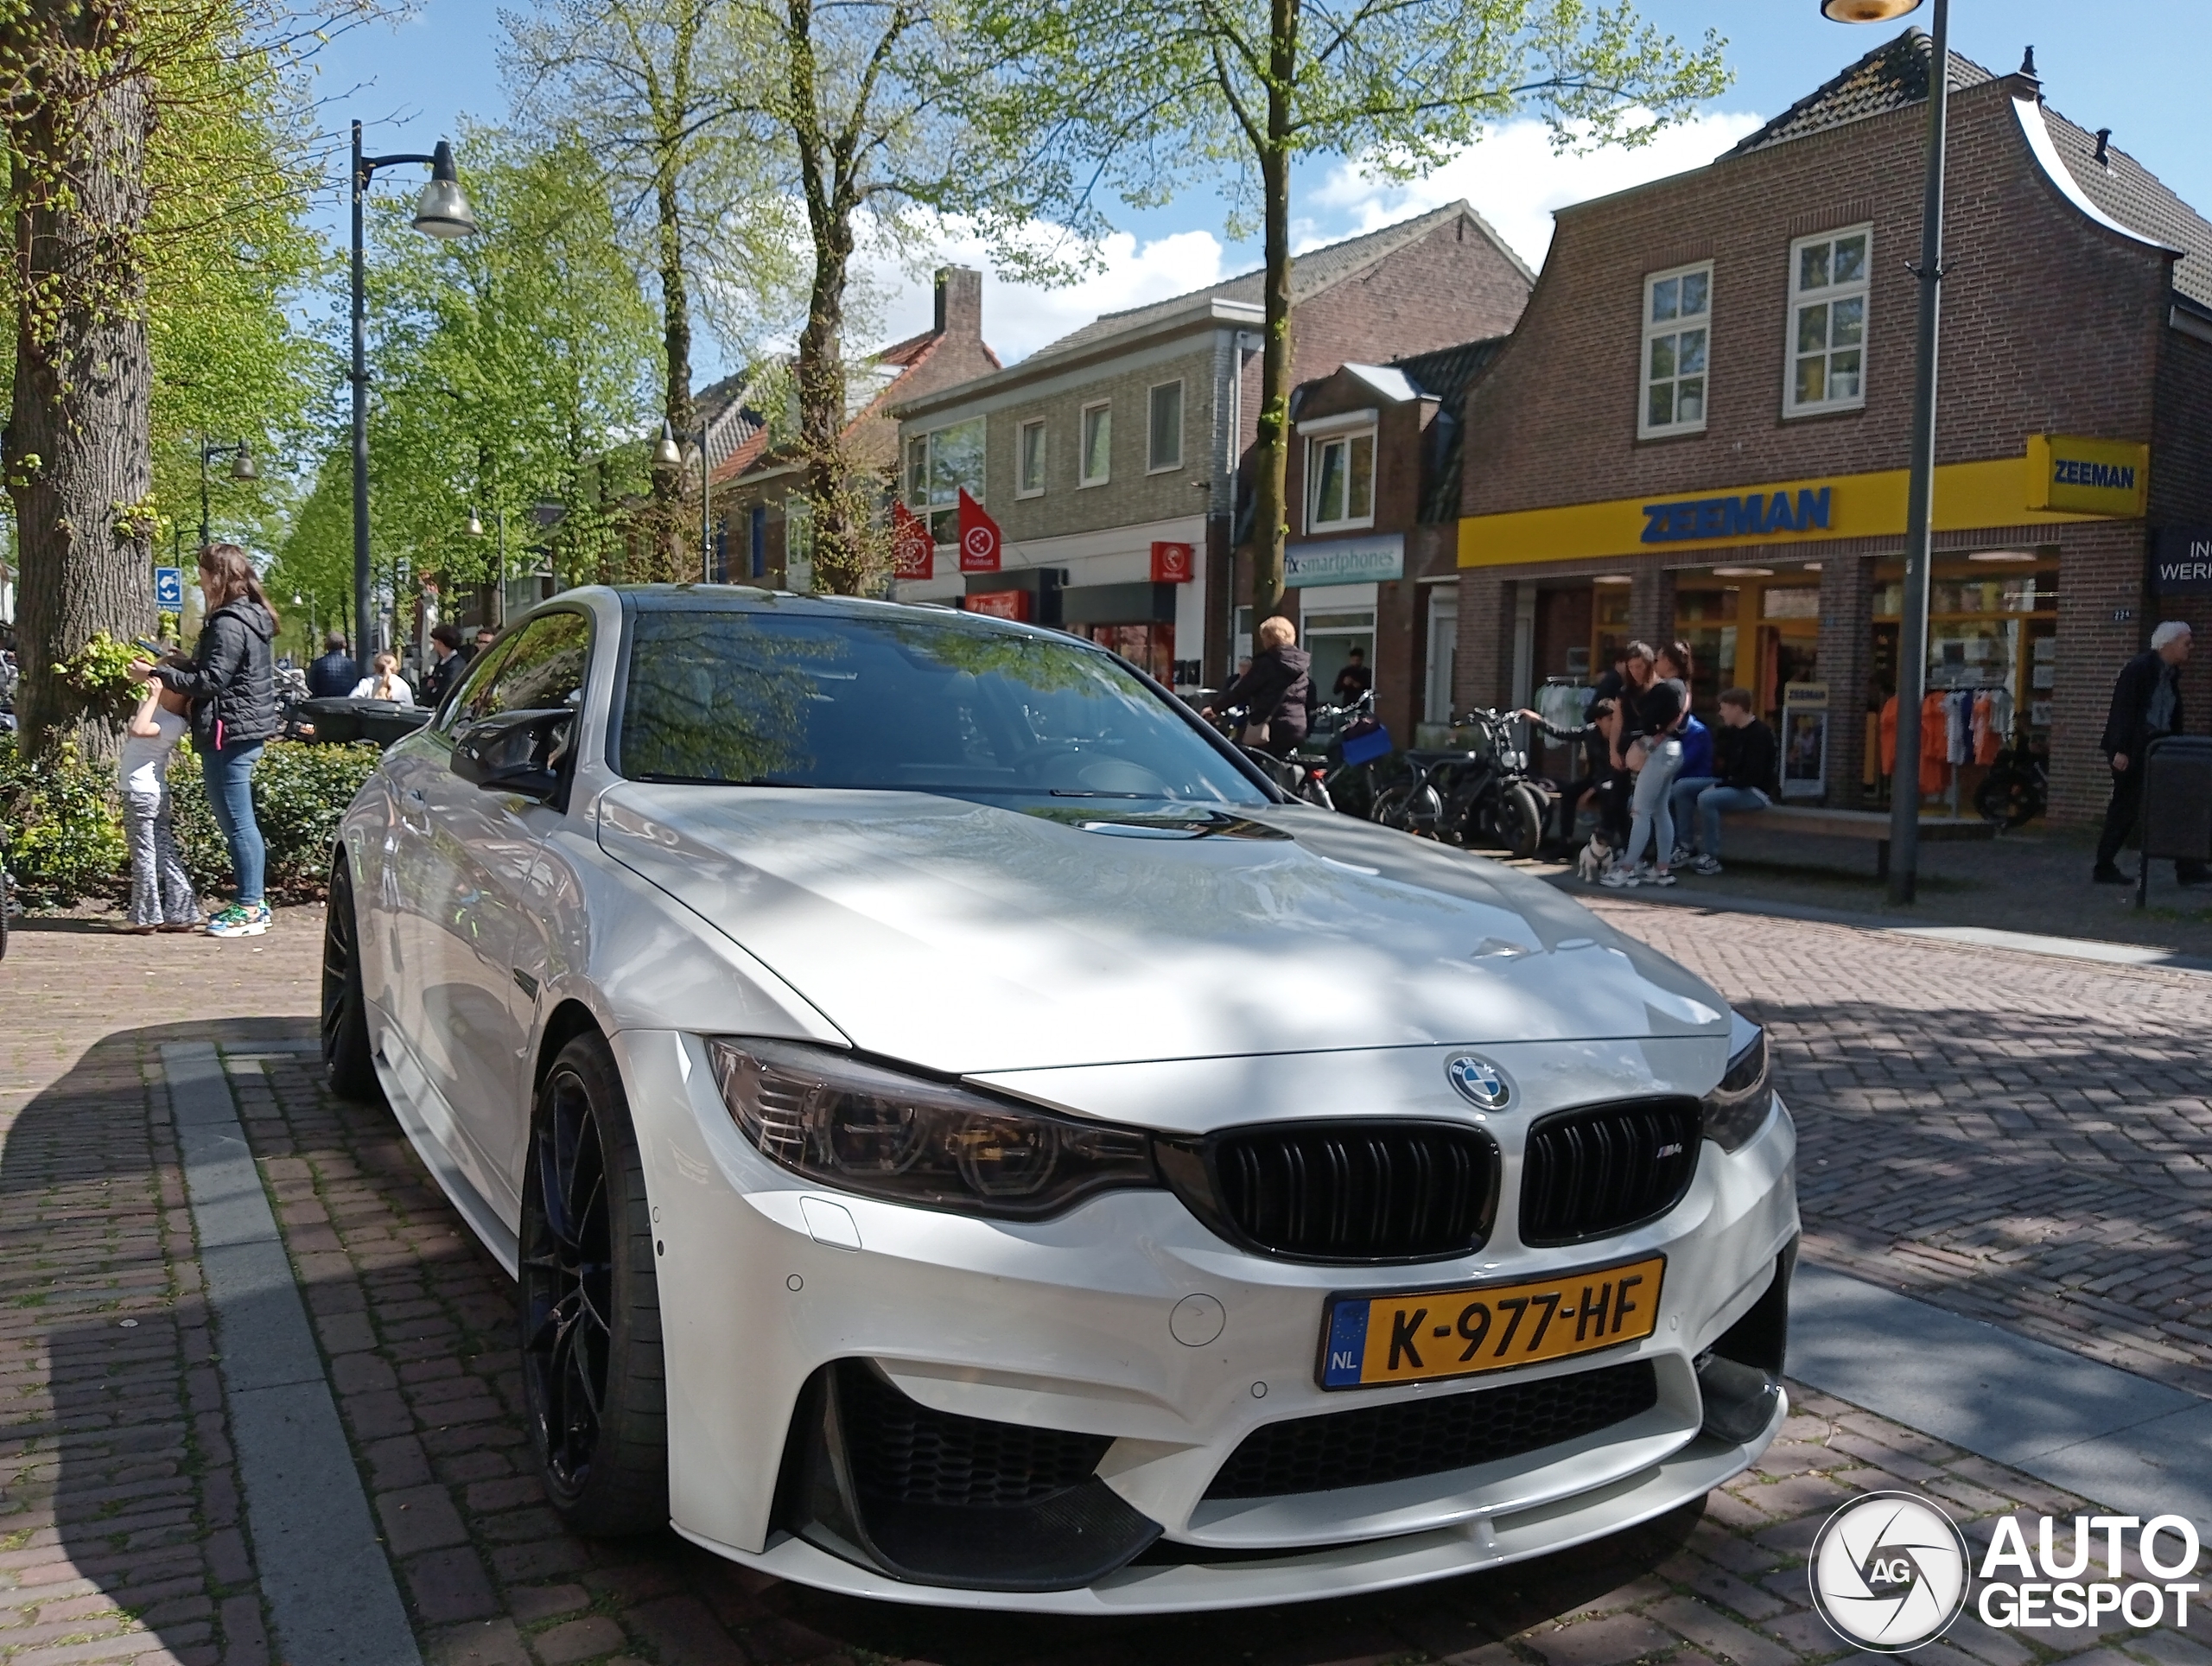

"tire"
[1490,783,1546,859]
[519,1032,668,1536]
[321,857,382,1103]
[1374,781,1442,837]
[1974,768,2042,830]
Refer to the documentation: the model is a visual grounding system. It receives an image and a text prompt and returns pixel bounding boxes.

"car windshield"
[615,607,1268,804]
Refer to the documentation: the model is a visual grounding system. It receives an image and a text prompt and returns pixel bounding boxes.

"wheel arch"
[534,998,607,1094]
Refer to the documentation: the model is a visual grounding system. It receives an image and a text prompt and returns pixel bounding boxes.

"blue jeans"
[1624,739,1682,868]
[201,742,266,907]
[1697,785,1770,859]
[1668,775,1719,852]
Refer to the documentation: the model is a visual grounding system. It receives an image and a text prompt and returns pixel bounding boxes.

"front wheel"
[1374,781,1442,837]
[1974,766,2044,829]
[519,1032,668,1536]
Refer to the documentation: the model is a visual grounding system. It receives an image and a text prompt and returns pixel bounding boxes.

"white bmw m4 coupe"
[321,585,1797,1613]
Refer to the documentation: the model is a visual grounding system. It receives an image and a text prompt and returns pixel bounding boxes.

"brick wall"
[1461,81,2171,517]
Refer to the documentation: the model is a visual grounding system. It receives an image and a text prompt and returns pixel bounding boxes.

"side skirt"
[368,1001,522,1277]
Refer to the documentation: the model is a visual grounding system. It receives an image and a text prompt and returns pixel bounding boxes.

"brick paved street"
[1,900,2209,1665]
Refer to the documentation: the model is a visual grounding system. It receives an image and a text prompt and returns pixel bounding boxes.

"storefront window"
[1873,553,2059,737]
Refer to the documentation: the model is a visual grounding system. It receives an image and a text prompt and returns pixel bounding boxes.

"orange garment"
[1919,690,1950,796]
[1879,695,1898,774]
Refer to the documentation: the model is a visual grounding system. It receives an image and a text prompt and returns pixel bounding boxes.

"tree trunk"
[4,43,156,762]
[1249,0,1298,626]
[647,157,694,583]
[796,222,856,594]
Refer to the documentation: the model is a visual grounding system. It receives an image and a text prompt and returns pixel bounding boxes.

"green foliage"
[52,633,148,722]
[0,738,126,906]
[170,741,382,900]
[269,128,666,632]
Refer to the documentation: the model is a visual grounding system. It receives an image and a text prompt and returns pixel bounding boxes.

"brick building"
[1451,32,2212,824]
[892,202,1531,689]
[1278,340,1504,741]
[708,268,1001,587]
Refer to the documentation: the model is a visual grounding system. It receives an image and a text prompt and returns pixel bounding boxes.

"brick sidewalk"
[2,903,2210,1664]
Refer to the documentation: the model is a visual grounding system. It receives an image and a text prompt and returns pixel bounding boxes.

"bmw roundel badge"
[1446,1053,1511,1110]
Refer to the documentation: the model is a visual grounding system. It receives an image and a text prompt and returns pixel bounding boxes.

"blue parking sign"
[154,566,183,608]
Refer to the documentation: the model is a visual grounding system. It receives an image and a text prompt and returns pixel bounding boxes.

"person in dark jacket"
[419,623,474,709]
[130,544,280,938]
[2095,621,2203,884]
[306,632,357,699]
[1679,688,1777,874]
[1202,616,1313,758]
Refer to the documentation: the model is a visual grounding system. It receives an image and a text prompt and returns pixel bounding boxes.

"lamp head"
[411,141,479,239]
[467,511,485,537]
[1820,0,1921,18]
[651,421,683,470]
[229,446,257,482]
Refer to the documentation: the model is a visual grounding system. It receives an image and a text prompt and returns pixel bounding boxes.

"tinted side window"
[455,614,591,728]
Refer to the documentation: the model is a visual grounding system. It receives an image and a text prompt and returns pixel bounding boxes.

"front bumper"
[617,1029,1799,1612]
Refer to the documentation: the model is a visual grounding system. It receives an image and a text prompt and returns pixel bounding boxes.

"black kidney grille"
[1520,1098,1701,1247]
[836,1361,1111,1508]
[1209,1122,1499,1262]
[1205,1359,1658,1500]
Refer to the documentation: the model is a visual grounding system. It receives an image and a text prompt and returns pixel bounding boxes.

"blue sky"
[315,0,2210,370]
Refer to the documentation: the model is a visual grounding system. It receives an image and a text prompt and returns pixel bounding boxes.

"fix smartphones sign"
[1808,1493,2202,1654]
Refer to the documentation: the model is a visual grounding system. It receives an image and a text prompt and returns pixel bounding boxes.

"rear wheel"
[519,1033,668,1536]
[1373,781,1442,837]
[321,857,381,1103]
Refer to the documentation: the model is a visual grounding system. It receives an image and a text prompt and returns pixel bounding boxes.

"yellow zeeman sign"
[1459,443,2147,568]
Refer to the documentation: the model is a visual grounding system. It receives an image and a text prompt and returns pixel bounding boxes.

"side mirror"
[451,707,572,801]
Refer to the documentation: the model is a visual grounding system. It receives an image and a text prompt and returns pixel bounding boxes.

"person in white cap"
[2094,620,2204,884]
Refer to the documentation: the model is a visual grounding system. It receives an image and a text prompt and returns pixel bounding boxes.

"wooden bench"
[1717,804,1996,878]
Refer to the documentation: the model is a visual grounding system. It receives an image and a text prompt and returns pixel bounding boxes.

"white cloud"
[1306,110,1770,270]
[859,225,1230,366]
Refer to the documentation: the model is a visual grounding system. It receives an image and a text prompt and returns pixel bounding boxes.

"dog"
[1575,835,1613,883]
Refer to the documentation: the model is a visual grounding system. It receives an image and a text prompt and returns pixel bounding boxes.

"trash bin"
[2136,734,2212,906]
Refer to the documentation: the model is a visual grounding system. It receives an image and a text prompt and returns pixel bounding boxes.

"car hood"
[596,785,1729,1075]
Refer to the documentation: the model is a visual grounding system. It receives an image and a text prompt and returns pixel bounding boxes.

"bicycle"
[1370,709,1547,858]
[1217,704,1335,809]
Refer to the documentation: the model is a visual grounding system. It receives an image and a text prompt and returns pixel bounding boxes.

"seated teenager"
[1687,688,1776,874]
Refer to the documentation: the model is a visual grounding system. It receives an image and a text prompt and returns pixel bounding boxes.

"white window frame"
[1015,417,1046,498]
[903,418,985,543]
[1305,427,1377,533]
[1078,400,1111,486]
[1146,378,1185,474]
[1783,224,1872,417]
[1638,260,1713,439]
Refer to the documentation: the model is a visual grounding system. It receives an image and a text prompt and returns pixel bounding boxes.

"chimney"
[2094,127,2113,168]
[933,266,982,340]
[2005,44,2041,102]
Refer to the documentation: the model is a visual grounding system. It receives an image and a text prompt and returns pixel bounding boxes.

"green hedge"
[0,735,382,907]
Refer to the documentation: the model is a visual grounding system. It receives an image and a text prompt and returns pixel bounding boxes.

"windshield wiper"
[1048,789,1154,798]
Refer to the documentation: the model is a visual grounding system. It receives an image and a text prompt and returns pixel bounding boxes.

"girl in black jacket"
[130,544,280,938]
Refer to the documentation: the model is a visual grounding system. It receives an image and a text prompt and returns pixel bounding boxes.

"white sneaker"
[1693,854,1723,875]
[1669,846,1694,868]
[1599,865,1640,888]
[1647,868,1677,887]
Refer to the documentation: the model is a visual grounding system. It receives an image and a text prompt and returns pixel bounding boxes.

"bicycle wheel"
[1374,781,1442,836]
[1974,767,2041,830]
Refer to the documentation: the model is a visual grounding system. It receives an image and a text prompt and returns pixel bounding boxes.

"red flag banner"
[957,486,1001,574]
[1150,541,1194,583]
[891,500,934,581]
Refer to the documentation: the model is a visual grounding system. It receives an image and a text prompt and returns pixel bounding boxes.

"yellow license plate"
[1317,1256,1665,1389]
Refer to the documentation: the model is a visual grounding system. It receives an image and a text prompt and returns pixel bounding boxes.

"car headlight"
[706,1038,1160,1219]
[1700,1014,1772,1152]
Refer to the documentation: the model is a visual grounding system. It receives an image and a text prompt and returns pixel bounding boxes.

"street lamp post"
[1822,0,1948,902]
[351,124,479,656]
[198,439,256,550]
[652,421,714,583]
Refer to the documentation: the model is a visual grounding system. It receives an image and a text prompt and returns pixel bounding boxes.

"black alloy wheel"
[321,857,382,1102]
[519,1033,667,1536]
